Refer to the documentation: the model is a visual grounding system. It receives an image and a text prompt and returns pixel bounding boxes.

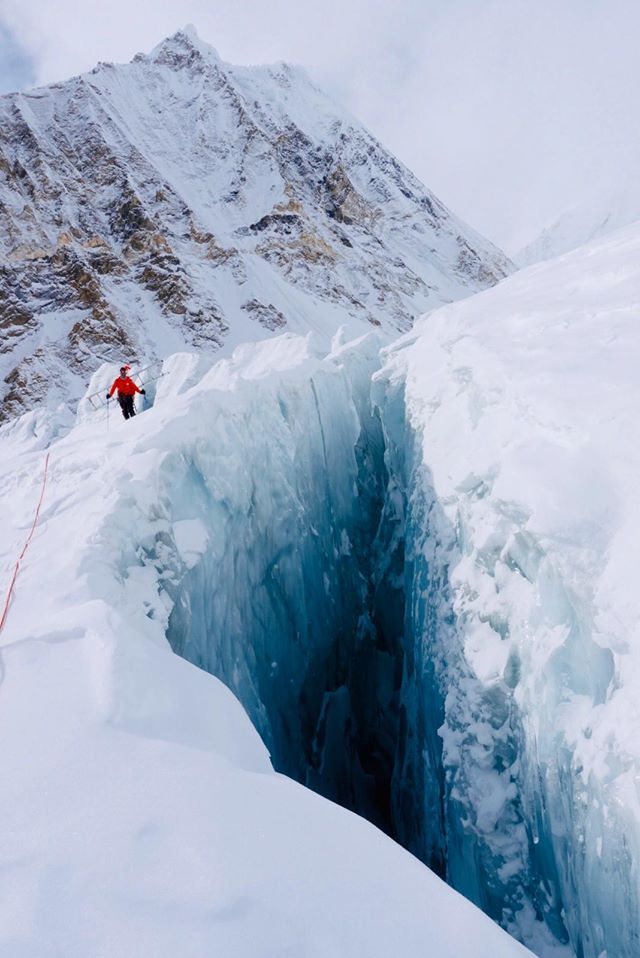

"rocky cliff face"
[0,26,511,419]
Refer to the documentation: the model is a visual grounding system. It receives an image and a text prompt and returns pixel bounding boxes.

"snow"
[374,221,640,958]
[517,188,640,265]
[10,23,640,958]
[5,219,640,956]
[0,332,530,958]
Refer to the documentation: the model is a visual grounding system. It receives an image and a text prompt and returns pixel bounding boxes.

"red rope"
[0,453,50,636]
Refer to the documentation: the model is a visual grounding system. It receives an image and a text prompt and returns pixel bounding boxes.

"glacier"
[3,222,640,957]
[4,20,639,958]
[0,333,530,958]
[148,331,576,954]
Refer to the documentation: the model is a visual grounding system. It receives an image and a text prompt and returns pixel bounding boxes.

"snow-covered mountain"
[517,186,640,265]
[6,23,640,958]
[0,25,510,421]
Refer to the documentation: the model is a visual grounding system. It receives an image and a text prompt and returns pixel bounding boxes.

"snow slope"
[0,26,510,420]
[375,221,640,958]
[0,335,530,958]
[517,187,640,265]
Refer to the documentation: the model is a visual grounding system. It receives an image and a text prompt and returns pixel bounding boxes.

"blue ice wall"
[372,369,575,956]
[372,362,640,958]
[160,339,409,833]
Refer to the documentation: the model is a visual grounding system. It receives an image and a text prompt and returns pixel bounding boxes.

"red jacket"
[109,375,141,398]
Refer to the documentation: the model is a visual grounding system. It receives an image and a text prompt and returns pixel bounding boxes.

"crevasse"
[371,365,571,956]
[161,337,411,837]
[149,333,622,958]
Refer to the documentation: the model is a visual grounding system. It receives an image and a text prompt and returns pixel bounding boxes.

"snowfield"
[0,336,529,958]
[375,220,640,957]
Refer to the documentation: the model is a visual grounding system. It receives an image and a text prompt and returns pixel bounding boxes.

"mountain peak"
[149,25,221,69]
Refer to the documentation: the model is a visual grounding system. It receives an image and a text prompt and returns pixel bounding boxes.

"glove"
[140,389,146,395]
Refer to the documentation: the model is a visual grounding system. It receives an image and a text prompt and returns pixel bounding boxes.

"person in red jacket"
[106,365,145,420]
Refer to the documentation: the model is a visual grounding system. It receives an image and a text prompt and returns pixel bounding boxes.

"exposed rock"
[2,352,50,419]
[241,299,287,331]
[323,165,380,227]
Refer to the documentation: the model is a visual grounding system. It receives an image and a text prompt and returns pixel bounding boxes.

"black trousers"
[118,394,136,420]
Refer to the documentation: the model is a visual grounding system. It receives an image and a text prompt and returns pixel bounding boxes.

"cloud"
[1,0,639,252]
[0,21,36,93]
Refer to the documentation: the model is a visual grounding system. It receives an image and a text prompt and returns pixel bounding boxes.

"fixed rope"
[0,453,50,636]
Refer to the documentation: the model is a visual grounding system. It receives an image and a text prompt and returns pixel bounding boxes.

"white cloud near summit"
[0,21,35,93]
[1,0,639,253]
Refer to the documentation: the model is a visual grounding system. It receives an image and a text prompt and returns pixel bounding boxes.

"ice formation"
[374,222,640,957]
[0,335,530,958]
[144,224,640,958]
[164,332,399,824]
[150,329,575,954]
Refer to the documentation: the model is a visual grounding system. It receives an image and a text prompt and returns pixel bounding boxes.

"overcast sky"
[1,0,639,253]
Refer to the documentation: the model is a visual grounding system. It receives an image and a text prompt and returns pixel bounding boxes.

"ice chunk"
[172,518,209,568]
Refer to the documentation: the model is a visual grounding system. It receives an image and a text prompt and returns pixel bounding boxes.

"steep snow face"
[0,27,511,421]
[0,333,531,958]
[375,222,640,958]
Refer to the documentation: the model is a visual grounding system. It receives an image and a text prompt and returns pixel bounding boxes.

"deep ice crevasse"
[124,334,576,956]
[162,334,406,834]
[60,323,634,958]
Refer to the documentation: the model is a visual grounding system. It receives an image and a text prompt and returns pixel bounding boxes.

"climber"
[106,365,145,420]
